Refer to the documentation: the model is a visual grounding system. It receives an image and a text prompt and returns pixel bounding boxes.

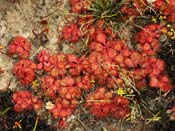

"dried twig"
[76,118,89,131]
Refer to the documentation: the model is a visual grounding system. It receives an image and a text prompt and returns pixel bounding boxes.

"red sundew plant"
[121,0,147,18]
[149,75,172,92]
[75,75,93,90]
[36,49,51,70]
[8,36,31,59]
[69,0,91,14]
[62,23,81,43]
[12,90,42,112]
[85,87,113,118]
[85,88,130,118]
[41,75,58,99]
[41,75,81,100]
[135,24,161,56]
[44,53,68,77]
[49,81,81,118]
[89,39,119,60]
[140,57,173,91]
[6,0,175,129]
[13,59,36,86]
[49,97,78,118]
[66,54,84,76]
[111,96,130,119]
[153,0,175,22]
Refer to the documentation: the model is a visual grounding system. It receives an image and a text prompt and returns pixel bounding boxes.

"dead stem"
[80,99,112,104]
[79,18,97,35]
[140,99,154,116]
[162,89,172,97]
[86,99,111,102]
[119,70,141,95]
[146,111,161,125]
[76,118,89,131]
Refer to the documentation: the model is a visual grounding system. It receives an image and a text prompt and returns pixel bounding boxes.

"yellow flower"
[116,88,126,96]
[90,79,95,83]
[32,80,40,88]
[151,16,157,23]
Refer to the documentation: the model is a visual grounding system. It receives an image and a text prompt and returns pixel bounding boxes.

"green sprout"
[0,107,11,116]
[32,115,40,131]
[89,0,124,24]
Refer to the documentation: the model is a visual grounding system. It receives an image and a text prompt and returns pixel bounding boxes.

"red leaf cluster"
[12,90,42,112]
[85,88,130,118]
[41,75,81,118]
[135,24,173,92]
[37,53,68,77]
[60,22,173,92]
[111,96,130,119]
[121,0,148,18]
[48,78,81,118]
[41,75,58,99]
[49,97,78,118]
[69,0,91,13]
[8,36,31,59]
[153,0,175,22]
[66,54,84,76]
[13,59,36,86]
[135,24,161,56]
[75,75,92,90]
[62,23,81,43]
[57,119,68,129]
[37,49,51,70]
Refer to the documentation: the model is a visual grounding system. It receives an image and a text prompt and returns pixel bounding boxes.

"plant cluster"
[0,90,53,131]
[154,0,175,22]
[13,59,37,86]
[8,36,31,59]
[85,87,130,118]
[12,90,42,112]
[62,23,81,43]
[7,0,175,129]
[69,0,91,14]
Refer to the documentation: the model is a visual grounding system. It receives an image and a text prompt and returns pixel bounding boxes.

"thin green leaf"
[0,107,11,116]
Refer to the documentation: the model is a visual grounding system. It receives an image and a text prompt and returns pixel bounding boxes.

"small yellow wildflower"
[32,80,40,88]
[151,16,157,23]
[90,79,95,83]
[116,88,126,96]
